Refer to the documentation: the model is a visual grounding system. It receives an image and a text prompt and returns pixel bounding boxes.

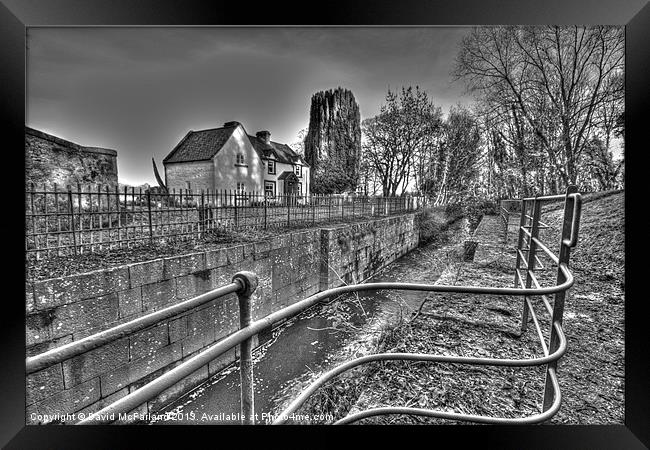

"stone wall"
[25,127,118,188]
[25,213,418,424]
[320,215,419,290]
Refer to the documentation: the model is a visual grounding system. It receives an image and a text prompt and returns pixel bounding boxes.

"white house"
[163,121,310,198]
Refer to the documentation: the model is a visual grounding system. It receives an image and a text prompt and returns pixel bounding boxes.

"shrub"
[463,199,497,233]
[416,206,450,246]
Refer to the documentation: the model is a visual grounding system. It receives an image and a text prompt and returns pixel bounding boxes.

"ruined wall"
[25,213,418,424]
[25,127,118,188]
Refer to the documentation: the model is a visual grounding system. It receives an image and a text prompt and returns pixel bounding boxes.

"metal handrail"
[333,367,560,425]
[273,320,566,424]
[58,186,580,425]
[26,280,244,375]
[76,272,572,425]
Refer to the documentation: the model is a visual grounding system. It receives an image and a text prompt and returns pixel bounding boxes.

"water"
[152,220,466,425]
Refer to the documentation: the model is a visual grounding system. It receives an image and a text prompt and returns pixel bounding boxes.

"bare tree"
[362,86,442,196]
[423,105,482,205]
[454,26,624,192]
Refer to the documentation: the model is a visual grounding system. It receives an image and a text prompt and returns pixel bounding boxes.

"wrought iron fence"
[26,186,582,425]
[25,183,429,259]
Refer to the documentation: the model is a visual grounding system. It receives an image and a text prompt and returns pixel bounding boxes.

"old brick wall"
[25,213,417,424]
[25,127,118,188]
[164,160,215,192]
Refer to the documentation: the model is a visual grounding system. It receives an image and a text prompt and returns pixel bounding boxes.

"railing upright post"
[232,271,259,425]
[521,198,542,334]
[234,190,239,229]
[199,190,205,238]
[67,185,78,256]
[543,185,578,411]
[513,199,527,288]
[264,194,268,230]
[147,189,153,244]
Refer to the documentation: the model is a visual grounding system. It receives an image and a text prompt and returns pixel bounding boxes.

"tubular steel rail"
[27,186,582,425]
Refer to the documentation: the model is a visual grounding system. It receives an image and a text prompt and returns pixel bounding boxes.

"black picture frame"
[1,1,647,448]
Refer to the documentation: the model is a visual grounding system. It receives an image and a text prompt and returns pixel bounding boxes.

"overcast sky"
[27,27,472,186]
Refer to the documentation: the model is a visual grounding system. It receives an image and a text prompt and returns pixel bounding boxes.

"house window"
[294,164,302,177]
[267,160,276,175]
[186,181,191,190]
[235,154,245,165]
[236,182,245,192]
[298,182,303,194]
[264,181,275,197]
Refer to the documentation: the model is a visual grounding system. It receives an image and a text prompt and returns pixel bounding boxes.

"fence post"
[232,271,259,425]
[147,189,153,244]
[513,199,527,289]
[263,193,268,230]
[66,185,78,256]
[233,190,238,228]
[521,198,542,335]
[200,191,205,238]
[328,195,331,221]
[542,185,579,411]
[287,194,290,227]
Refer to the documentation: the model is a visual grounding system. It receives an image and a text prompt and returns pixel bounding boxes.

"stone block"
[130,324,169,360]
[25,310,54,346]
[128,259,164,287]
[26,364,64,406]
[147,364,209,413]
[141,279,177,312]
[214,294,239,340]
[26,334,73,357]
[205,248,228,269]
[176,271,212,301]
[77,387,129,418]
[225,245,244,266]
[62,338,129,388]
[253,241,271,260]
[49,294,120,339]
[26,283,35,314]
[168,316,188,343]
[118,287,142,319]
[242,243,255,260]
[100,342,182,396]
[60,267,130,303]
[163,252,206,280]
[26,377,101,423]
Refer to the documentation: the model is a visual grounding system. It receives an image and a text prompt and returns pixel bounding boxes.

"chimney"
[223,121,241,128]
[256,130,271,144]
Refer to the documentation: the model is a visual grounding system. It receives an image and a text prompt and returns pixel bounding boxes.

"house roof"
[247,135,310,167]
[163,122,309,167]
[163,124,238,164]
[277,170,300,181]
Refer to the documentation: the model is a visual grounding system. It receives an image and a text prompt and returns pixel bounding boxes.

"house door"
[285,180,299,195]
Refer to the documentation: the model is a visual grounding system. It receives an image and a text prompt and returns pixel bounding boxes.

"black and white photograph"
[3,1,647,445]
